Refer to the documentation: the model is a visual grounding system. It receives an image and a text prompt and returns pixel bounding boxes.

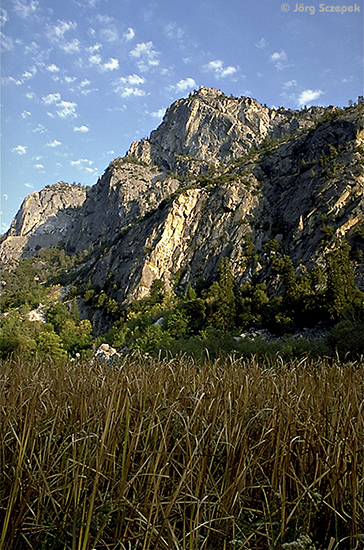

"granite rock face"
[1,87,363,306]
[126,86,325,174]
[0,182,87,263]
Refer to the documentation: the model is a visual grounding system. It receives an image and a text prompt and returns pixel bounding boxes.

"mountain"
[1,87,363,315]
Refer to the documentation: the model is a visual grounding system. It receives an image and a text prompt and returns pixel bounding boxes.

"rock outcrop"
[0,182,87,262]
[95,343,121,364]
[1,87,363,308]
[126,86,328,174]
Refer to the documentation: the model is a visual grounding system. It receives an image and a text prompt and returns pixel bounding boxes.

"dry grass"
[0,353,363,550]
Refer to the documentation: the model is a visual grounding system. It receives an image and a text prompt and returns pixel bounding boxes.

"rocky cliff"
[0,182,87,263]
[126,85,328,173]
[1,87,363,307]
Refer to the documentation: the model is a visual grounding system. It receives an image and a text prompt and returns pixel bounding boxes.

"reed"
[0,353,363,549]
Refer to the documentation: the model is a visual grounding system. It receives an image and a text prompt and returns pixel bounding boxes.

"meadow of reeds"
[0,353,363,550]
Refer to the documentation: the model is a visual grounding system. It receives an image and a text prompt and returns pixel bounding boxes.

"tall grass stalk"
[0,354,363,549]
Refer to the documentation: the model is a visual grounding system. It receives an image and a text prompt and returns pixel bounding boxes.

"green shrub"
[326,320,364,357]
[60,319,93,356]
[133,324,171,354]
[47,303,69,333]
[263,238,281,253]
[37,329,67,360]
[166,309,190,338]
[0,310,38,358]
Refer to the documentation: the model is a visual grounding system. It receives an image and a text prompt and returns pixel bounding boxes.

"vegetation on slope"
[1,236,363,361]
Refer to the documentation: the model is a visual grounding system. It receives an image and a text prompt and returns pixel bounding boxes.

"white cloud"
[56,100,77,118]
[33,124,46,133]
[89,53,101,65]
[89,54,119,71]
[71,158,96,173]
[0,33,14,51]
[34,163,44,169]
[101,57,119,71]
[88,43,101,53]
[125,74,145,86]
[71,158,92,167]
[50,20,77,41]
[100,28,118,42]
[46,20,80,56]
[123,87,145,97]
[150,108,166,119]
[169,78,196,93]
[61,39,80,54]
[1,75,21,85]
[283,79,298,88]
[12,145,27,155]
[3,66,38,85]
[42,93,78,118]
[74,125,89,132]
[46,140,61,147]
[0,8,8,26]
[130,42,150,57]
[298,89,324,107]
[165,22,184,40]
[80,79,90,87]
[25,183,33,188]
[24,41,39,54]
[47,63,60,73]
[13,0,39,19]
[204,60,238,79]
[22,110,31,118]
[270,51,287,62]
[22,66,37,79]
[65,76,76,83]
[94,14,118,42]
[255,38,267,49]
[3,65,39,87]
[124,27,135,41]
[113,74,145,97]
[130,42,160,71]
[42,92,61,104]
[96,14,113,24]
[269,50,289,70]
[3,194,8,200]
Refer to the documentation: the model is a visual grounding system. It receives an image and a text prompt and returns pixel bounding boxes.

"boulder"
[95,343,121,363]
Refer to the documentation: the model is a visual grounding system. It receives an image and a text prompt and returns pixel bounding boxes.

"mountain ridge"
[1,87,363,314]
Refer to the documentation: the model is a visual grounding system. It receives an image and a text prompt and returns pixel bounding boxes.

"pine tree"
[148,279,165,305]
[325,241,363,320]
[185,283,197,301]
[282,256,298,303]
[211,257,236,333]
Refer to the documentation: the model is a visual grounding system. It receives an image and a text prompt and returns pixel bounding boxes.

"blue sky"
[1,0,363,232]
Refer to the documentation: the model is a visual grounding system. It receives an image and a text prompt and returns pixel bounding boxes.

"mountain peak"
[126,89,321,175]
